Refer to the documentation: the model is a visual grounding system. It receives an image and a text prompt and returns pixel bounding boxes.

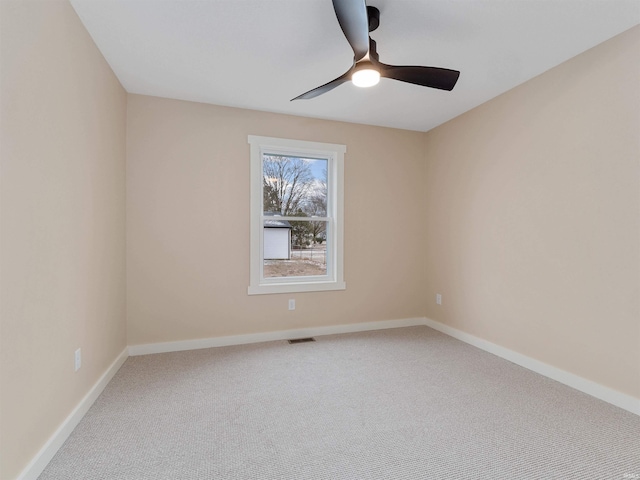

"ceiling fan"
[292,0,460,101]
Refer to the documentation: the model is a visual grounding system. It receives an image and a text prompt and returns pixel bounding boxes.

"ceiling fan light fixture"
[352,62,380,88]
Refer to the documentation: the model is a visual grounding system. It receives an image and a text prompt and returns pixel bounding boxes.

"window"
[248,135,346,295]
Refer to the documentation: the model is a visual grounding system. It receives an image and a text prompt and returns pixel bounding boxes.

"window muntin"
[248,136,345,295]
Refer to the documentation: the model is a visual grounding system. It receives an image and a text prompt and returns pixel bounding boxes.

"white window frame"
[248,135,346,295]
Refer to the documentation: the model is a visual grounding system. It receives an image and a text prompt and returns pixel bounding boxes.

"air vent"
[288,337,316,344]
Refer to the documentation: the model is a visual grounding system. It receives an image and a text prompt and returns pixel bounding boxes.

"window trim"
[248,135,346,295]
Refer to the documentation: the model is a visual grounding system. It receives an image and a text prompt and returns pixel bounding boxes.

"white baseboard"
[128,317,426,356]
[17,348,129,480]
[422,317,640,416]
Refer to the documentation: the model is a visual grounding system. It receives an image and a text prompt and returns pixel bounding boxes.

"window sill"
[247,280,346,296]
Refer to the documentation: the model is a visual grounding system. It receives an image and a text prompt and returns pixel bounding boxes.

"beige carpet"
[39,326,639,479]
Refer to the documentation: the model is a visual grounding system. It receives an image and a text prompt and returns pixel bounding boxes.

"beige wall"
[126,94,426,345]
[423,26,640,398]
[0,1,127,478]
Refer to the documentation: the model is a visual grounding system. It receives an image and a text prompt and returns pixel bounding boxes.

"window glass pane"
[263,220,327,278]
[263,154,327,217]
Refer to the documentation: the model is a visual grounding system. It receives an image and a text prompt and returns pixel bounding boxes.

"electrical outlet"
[74,348,82,372]
[288,299,295,311]
[436,294,442,305]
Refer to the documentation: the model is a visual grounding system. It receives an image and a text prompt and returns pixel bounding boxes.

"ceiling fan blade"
[332,0,369,61]
[378,63,460,91]
[291,68,354,100]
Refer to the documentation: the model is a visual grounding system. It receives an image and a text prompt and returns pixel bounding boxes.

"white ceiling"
[70,0,639,132]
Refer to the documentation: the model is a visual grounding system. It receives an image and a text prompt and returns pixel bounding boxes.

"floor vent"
[288,337,316,344]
